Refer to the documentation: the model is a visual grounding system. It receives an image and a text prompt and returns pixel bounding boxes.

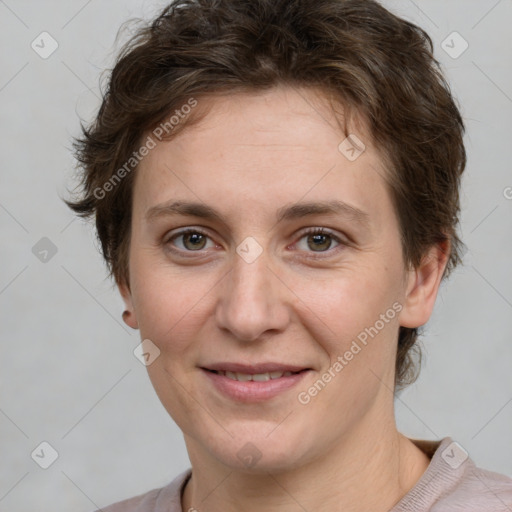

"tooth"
[217,371,296,382]
[252,372,271,381]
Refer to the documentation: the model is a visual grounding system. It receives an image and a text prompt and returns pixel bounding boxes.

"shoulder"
[440,462,512,511]
[394,437,512,511]
[91,469,192,512]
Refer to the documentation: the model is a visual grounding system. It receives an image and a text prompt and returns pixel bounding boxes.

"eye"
[294,227,345,254]
[165,228,216,252]
[164,226,347,257]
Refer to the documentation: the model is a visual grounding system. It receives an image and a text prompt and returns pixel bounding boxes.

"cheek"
[295,262,397,332]
[130,252,218,354]
[291,262,401,377]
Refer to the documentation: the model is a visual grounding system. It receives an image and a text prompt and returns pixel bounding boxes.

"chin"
[203,422,317,474]
[218,446,307,474]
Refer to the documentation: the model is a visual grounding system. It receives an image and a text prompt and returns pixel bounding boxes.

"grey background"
[1,0,511,510]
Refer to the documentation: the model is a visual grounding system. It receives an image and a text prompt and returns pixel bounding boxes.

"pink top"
[94,437,512,511]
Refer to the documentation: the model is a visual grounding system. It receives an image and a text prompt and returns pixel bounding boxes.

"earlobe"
[399,240,450,329]
[118,280,139,330]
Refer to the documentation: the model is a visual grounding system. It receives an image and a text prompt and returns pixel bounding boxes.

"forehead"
[133,86,392,230]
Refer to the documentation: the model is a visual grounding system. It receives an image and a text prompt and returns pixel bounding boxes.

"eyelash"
[164,227,347,258]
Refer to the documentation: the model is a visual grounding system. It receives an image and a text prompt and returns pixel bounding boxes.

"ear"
[118,278,139,330]
[399,239,450,329]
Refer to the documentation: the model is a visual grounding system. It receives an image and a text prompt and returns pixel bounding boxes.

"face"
[120,85,442,472]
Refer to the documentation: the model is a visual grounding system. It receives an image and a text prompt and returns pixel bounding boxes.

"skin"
[119,85,449,512]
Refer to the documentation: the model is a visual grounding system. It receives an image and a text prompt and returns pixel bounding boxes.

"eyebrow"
[145,199,371,228]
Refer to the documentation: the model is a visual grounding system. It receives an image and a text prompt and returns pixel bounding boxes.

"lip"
[202,362,310,373]
[200,365,312,403]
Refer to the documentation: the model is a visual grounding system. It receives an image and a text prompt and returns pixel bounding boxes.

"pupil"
[309,233,330,251]
[185,233,205,250]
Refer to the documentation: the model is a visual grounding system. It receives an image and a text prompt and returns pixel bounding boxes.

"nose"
[214,246,291,343]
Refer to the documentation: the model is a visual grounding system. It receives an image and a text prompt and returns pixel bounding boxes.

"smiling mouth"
[204,369,306,382]
[201,366,312,402]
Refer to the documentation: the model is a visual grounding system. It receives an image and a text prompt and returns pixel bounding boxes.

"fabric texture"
[94,436,512,511]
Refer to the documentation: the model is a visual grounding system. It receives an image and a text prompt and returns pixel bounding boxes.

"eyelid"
[296,226,344,240]
[164,226,210,240]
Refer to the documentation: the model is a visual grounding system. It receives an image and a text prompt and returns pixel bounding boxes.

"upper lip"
[202,362,310,374]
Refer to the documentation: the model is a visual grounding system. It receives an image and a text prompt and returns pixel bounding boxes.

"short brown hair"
[65,0,467,390]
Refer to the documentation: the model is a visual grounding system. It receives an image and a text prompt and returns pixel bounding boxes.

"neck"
[182,410,430,512]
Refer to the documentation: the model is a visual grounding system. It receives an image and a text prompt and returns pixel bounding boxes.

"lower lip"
[201,369,310,402]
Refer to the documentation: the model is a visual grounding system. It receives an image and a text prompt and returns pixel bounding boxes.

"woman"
[66,0,512,510]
